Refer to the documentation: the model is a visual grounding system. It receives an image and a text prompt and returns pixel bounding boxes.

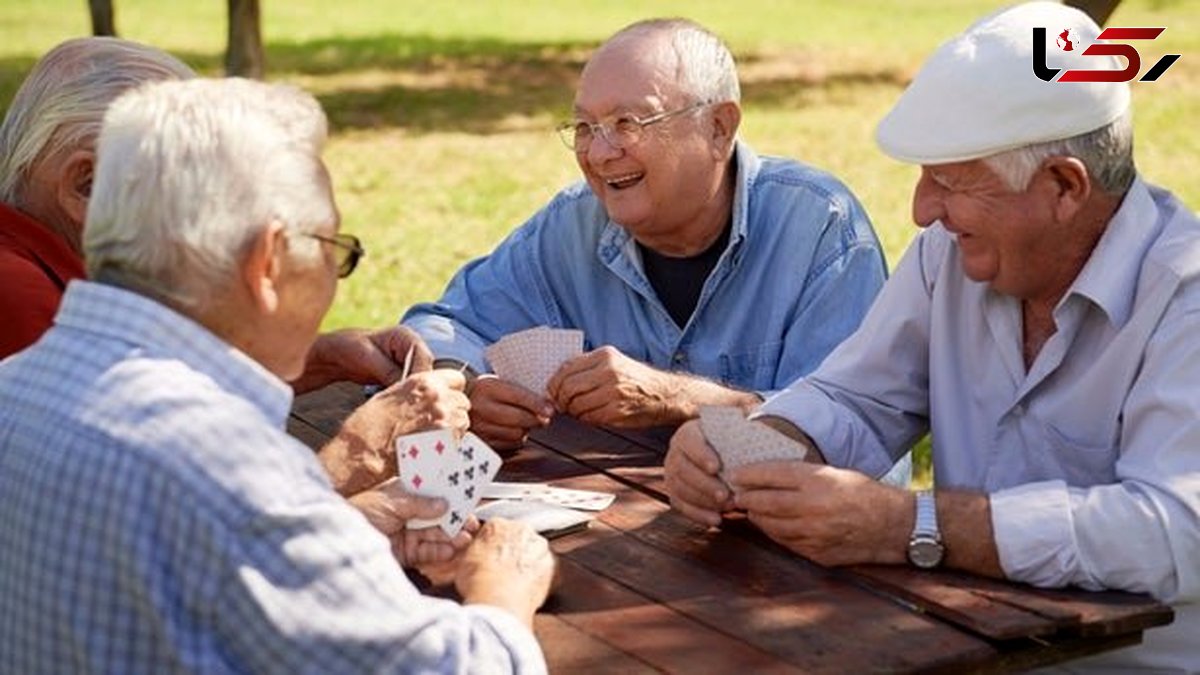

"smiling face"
[911,159,1098,305]
[572,32,736,254]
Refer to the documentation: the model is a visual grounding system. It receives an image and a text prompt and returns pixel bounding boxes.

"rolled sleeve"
[990,481,1090,589]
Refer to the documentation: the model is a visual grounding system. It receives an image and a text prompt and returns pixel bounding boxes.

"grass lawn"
[3,1,1198,484]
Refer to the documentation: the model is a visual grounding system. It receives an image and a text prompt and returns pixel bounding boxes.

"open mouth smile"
[604,172,644,190]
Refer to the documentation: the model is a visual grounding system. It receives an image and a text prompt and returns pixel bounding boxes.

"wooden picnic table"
[289,382,1174,674]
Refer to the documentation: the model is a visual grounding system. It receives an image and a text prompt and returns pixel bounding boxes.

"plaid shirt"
[0,281,545,674]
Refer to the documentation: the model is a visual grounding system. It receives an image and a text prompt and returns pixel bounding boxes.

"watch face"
[908,538,944,569]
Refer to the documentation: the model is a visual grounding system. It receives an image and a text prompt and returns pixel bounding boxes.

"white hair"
[984,112,1136,195]
[84,78,335,310]
[606,18,741,104]
[0,37,195,205]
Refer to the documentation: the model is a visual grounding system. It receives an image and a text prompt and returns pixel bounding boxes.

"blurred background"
[2,1,1194,329]
[4,1,1195,485]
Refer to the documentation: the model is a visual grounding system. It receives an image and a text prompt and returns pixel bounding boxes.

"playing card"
[394,429,456,495]
[485,326,584,395]
[405,432,504,536]
[475,499,593,538]
[442,432,503,525]
[699,405,808,482]
[481,481,615,511]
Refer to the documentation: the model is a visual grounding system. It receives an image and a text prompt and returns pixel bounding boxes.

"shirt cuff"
[990,480,1084,589]
[462,604,548,674]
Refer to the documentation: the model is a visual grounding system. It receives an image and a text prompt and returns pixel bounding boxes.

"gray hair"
[85,78,335,310]
[0,37,195,205]
[984,112,1136,195]
[605,18,741,104]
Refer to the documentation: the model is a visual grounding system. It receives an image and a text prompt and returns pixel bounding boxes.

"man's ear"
[56,150,94,230]
[242,221,288,314]
[709,101,741,159]
[1039,156,1091,223]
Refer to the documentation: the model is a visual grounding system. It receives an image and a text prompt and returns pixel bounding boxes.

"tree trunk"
[88,0,117,36]
[226,0,265,79]
[1065,0,1123,26]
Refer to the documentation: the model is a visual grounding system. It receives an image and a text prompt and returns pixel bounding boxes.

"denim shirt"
[404,142,887,397]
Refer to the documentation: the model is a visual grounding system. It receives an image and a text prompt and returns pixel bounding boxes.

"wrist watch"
[432,357,480,390]
[907,490,945,569]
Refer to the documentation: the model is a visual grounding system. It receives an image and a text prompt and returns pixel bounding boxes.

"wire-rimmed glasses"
[556,100,711,153]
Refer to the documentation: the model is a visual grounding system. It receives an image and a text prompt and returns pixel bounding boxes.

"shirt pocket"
[1031,412,1119,487]
[719,340,784,391]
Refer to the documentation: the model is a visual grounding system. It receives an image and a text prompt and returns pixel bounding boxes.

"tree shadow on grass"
[0,32,910,136]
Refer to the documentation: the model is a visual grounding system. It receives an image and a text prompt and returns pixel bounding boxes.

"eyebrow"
[927,170,954,190]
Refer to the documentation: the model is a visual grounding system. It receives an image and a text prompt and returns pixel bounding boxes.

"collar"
[0,201,86,287]
[1064,178,1158,328]
[54,280,294,425]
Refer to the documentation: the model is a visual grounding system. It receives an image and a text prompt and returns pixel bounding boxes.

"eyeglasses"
[305,233,364,278]
[556,100,711,153]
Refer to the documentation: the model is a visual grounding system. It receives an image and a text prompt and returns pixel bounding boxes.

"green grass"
[4,1,1198,485]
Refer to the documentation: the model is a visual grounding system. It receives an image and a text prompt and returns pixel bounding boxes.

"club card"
[475,498,593,539]
[440,432,503,529]
[481,481,615,511]
[699,405,808,482]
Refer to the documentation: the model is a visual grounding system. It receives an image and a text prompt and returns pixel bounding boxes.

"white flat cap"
[876,1,1131,164]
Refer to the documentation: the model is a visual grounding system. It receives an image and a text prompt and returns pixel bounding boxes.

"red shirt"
[0,202,86,359]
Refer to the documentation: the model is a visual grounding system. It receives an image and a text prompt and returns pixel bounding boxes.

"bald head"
[586,19,740,107]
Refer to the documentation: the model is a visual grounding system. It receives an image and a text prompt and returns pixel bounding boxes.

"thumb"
[402,494,449,520]
[365,478,448,521]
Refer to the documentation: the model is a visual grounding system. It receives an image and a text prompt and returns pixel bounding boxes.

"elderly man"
[403,18,889,452]
[665,3,1198,670]
[0,37,432,393]
[0,78,554,671]
[0,37,454,520]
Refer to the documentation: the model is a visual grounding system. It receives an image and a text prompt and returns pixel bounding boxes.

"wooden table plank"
[544,557,801,673]
[851,564,1174,640]
[533,612,661,674]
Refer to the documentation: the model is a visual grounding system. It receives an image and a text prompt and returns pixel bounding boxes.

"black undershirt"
[638,221,732,329]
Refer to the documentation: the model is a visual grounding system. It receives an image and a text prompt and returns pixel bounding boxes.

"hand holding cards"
[698,405,808,483]
[395,429,502,536]
[485,326,584,395]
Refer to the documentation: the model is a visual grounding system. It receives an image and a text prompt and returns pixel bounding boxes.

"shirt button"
[672,352,685,365]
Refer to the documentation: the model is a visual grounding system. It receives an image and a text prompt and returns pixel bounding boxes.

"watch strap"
[913,489,940,538]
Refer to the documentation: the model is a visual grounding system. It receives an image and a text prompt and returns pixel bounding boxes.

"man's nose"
[586,128,623,163]
[912,175,944,229]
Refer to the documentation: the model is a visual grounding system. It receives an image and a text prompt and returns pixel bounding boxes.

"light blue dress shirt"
[760,179,1200,671]
[0,281,546,674]
[403,142,888,397]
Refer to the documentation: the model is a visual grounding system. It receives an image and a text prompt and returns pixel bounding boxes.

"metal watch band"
[432,357,478,379]
[914,489,939,538]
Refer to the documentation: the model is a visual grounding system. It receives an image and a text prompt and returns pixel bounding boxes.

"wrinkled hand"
[349,478,475,567]
[454,519,556,628]
[664,420,735,527]
[468,375,554,451]
[294,326,434,394]
[320,369,470,495]
[730,461,909,567]
[546,346,684,427]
